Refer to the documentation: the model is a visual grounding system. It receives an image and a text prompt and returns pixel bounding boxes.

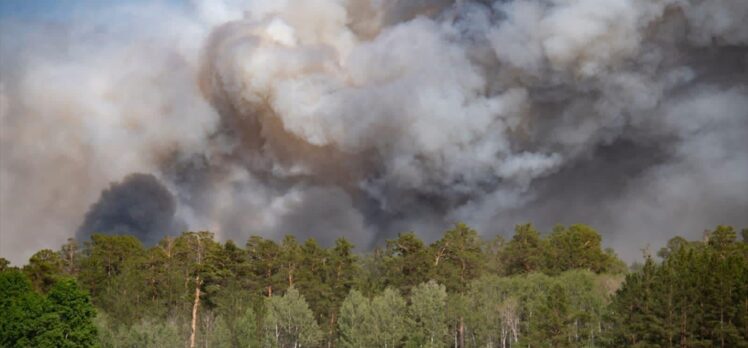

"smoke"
[77,173,182,245]
[1,0,747,263]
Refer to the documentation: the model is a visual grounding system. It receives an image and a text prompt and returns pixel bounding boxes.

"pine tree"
[0,257,10,271]
[279,236,303,289]
[295,238,332,321]
[431,223,485,294]
[546,224,615,274]
[78,234,146,302]
[23,249,64,292]
[604,226,748,347]
[247,236,282,298]
[325,238,358,345]
[383,232,433,295]
[502,224,547,275]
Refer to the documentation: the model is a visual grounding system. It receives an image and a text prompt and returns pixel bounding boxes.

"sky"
[0,0,186,17]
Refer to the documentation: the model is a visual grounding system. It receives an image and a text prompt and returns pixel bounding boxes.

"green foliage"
[23,249,64,292]
[78,234,146,301]
[209,282,260,348]
[463,270,614,347]
[339,287,408,348]
[45,278,99,347]
[498,223,627,277]
[464,275,511,347]
[547,224,621,274]
[371,287,409,347]
[0,257,10,271]
[328,238,358,298]
[526,284,573,347]
[0,270,47,347]
[483,234,507,276]
[338,290,371,347]
[0,271,98,347]
[211,307,257,348]
[247,236,283,297]
[408,280,448,348]
[97,313,181,348]
[59,238,81,275]
[263,286,322,348]
[382,232,434,295]
[657,236,692,259]
[431,223,485,294]
[605,226,748,347]
[502,223,547,274]
[276,237,360,347]
[279,235,303,289]
[7,223,745,347]
[0,268,32,303]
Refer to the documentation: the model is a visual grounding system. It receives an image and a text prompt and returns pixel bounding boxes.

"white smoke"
[1,0,747,263]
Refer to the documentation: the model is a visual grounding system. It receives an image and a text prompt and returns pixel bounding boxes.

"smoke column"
[77,173,182,245]
[1,0,747,264]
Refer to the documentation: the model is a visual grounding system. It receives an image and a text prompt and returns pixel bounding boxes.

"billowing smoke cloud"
[1,0,747,264]
[77,173,182,245]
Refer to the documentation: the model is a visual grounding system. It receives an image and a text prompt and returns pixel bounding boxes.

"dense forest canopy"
[1,223,746,347]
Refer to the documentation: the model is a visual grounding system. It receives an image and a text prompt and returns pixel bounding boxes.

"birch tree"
[263,286,322,348]
[408,280,448,348]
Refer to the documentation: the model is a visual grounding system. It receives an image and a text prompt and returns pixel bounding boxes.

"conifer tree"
[0,257,10,272]
[547,224,612,274]
[23,249,64,292]
[502,224,547,275]
[383,232,433,295]
[247,236,282,297]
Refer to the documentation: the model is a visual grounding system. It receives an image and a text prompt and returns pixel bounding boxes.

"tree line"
[1,223,746,347]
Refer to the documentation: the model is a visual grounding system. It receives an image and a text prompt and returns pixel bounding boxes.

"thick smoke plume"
[77,173,182,245]
[1,0,747,264]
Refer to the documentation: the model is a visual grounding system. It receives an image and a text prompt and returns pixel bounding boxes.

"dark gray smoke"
[1,0,747,263]
[77,173,182,245]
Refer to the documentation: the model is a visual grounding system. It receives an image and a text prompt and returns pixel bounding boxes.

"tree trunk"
[433,242,449,266]
[267,269,273,297]
[328,311,337,348]
[501,325,507,348]
[190,234,203,348]
[453,324,457,348]
[680,311,687,348]
[458,317,465,348]
[190,275,201,348]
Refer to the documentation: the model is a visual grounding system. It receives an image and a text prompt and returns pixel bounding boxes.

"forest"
[1,223,747,348]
